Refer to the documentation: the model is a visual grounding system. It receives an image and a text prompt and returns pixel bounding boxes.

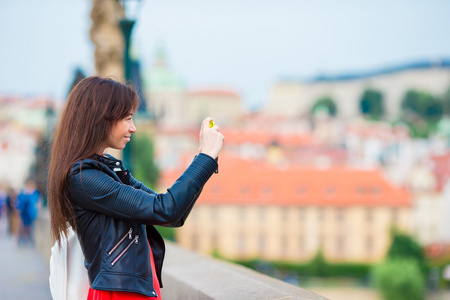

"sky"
[1,0,449,109]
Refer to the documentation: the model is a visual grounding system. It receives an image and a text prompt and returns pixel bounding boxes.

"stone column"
[90,0,125,79]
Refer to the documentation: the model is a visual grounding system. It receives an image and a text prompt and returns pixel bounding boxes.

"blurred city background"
[1,0,450,299]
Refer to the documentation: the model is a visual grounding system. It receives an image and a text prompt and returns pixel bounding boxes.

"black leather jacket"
[67,153,218,297]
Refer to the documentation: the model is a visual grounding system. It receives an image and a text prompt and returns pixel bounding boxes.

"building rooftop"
[220,128,313,146]
[188,89,240,98]
[431,153,450,192]
[159,155,411,207]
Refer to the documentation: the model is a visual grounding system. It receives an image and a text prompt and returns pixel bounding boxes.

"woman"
[47,76,224,299]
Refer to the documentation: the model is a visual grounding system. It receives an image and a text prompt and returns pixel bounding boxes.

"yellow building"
[160,156,412,263]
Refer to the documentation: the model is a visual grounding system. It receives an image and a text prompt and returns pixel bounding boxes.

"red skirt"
[87,242,162,300]
[87,289,159,300]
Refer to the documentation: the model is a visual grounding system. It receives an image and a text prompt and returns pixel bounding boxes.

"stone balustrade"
[35,209,328,300]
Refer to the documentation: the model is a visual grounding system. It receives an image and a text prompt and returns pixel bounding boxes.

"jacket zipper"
[111,235,139,266]
[108,228,133,255]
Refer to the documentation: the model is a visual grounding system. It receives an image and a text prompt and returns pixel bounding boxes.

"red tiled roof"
[431,153,450,192]
[159,155,411,207]
[27,98,54,109]
[154,126,315,147]
[425,243,450,260]
[219,129,314,146]
[188,89,240,98]
[345,121,410,140]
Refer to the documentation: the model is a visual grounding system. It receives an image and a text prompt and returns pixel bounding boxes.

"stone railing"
[35,209,328,300]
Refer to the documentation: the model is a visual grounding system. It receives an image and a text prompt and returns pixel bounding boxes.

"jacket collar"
[92,154,123,168]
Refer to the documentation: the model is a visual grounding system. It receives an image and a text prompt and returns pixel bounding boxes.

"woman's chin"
[105,145,126,152]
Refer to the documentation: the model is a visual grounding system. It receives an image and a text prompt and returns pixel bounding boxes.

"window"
[336,208,345,222]
[210,206,218,220]
[240,185,250,194]
[366,235,373,254]
[372,186,381,194]
[211,234,218,251]
[336,236,345,256]
[391,208,399,224]
[192,233,199,251]
[297,186,307,195]
[318,234,324,248]
[299,207,306,221]
[259,207,266,221]
[239,206,247,221]
[282,207,289,220]
[299,236,305,254]
[190,210,199,221]
[318,208,325,221]
[211,185,221,194]
[238,233,246,255]
[357,186,381,195]
[366,208,373,222]
[325,186,336,195]
[356,186,365,194]
[258,234,266,255]
[281,235,288,257]
[261,185,273,195]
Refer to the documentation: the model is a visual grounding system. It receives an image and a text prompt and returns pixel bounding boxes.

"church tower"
[144,47,188,128]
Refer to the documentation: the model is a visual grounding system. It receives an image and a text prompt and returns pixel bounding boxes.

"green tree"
[400,90,443,137]
[441,87,450,116]
[360,89,385,120]
[307,248,329,277]
[387,230,428,279]
[154,225,175,241]
[373,259,425,300]
[387,231,424,260]
[130,132,159,189]
[29,134,50,206]
[401,90,443,122]
[311,96,338,117]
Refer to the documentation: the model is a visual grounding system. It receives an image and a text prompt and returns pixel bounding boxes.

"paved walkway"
[0,216,52,300]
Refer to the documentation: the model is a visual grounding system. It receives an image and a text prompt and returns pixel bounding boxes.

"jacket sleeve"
[128,174,203,227]
[68,154,217,226]
[128,175,157,195]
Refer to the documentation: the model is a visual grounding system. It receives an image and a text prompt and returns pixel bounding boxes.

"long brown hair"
[47,76,139,245]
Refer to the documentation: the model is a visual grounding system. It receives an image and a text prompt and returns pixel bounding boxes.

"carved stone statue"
[90,0,125,79]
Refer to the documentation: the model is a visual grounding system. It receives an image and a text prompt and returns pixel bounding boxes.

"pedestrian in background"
[5,185,19,236]
[0,185,5,213]
[0,184,6,234]
[47,76,224,299]
[16,178,40,246]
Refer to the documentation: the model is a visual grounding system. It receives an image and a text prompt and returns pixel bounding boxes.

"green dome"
[144,47,185,92]
[436,116,450,137]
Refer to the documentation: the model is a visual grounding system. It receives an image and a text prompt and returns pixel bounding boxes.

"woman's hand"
[198,117,224,159]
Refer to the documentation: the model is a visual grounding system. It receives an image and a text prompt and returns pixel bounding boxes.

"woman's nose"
[130,121,137,133]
